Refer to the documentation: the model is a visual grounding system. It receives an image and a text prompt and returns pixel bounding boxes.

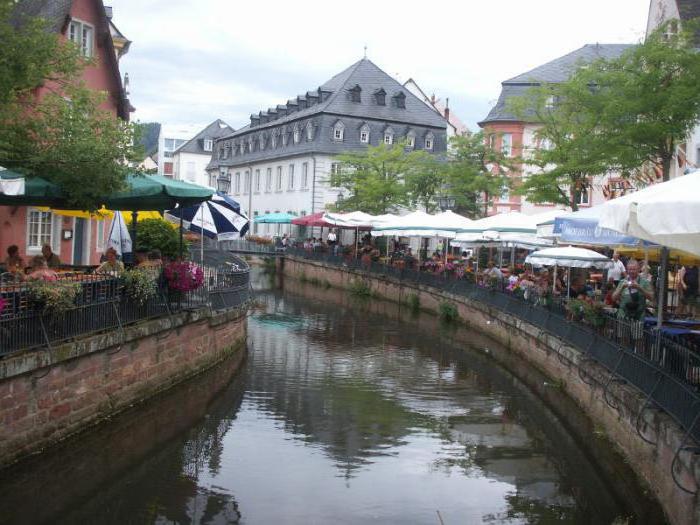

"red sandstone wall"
[0,309,246,466]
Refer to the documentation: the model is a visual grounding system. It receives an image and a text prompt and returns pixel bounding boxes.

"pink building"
[0,0,131,266]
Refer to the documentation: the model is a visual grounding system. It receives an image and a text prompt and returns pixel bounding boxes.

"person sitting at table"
[27,256,58,282]
[483,261,503,283]
[96,247,124,275]
[134,249,149,268]
[403,248,416,270]
[146,249,163,268]
[5,245,23,269]
[41,244,61,268]
[568,276,592,300]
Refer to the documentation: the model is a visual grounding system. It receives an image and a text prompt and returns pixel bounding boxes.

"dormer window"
[349,84,362,103]
[203,139,213,152]
[360,124,370,144]
[218,145,225,159]
[393,91,406,109]
[333,121,345,141]
[406,131,416,149]
[259,133,267,151]
[224,143,231,158]
[383,127,394,145]
[248,137,254,153]
[305,121,314,141]
[281,127,289,146]
[424,132,434,150]
[545,95,557,110]
[374,88,386,106]
[293,124,301,144]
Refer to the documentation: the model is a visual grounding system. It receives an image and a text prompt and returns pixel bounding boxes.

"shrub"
[122,269,158,305]
[135,218,182,259]
[407,293,420,313]
[27,281,81,314]
[439,301,459,323]
[349,280,372,297]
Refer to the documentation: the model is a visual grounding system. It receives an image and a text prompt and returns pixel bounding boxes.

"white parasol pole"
[200,204,205,264]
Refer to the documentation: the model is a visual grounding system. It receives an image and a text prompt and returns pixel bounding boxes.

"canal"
[0,270,663,524]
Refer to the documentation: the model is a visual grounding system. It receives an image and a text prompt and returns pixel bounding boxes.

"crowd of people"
[1,244,165,283]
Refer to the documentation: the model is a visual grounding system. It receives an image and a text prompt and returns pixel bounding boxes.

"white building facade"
[207,58,448,237]
[172,120,232,188]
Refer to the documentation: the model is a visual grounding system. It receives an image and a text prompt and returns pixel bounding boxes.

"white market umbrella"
[598,170,700,257]
[108,210,132,256]
[525,246,613,268]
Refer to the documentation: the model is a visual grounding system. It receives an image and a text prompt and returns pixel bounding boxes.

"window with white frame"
[545,95,557,110]
[288,164,295,190]
[406,132,415,149]
[333,121,344,141]
[384,127,394,145]
[488,134,497,150]
[276,166,283,190]
[501,133,513,157]
[424,133,434,150]
[234,172,241,194]
[306,122,314,141]
[243,170,250,194]
[254,169,261,193]
[293,125,301,144]
[203,139,213,152]
[302,162,309,189]
[331,163,341,176]
[360,124,370,144]
[576,182,590,205]
[27,210,53,250]
[265,168,272,192]
[253,211,259,234]
[69,19,93,57]
[500,183,510,202]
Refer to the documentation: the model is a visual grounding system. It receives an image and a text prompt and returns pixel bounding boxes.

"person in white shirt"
[327,230,337,246]
[607,251,626,284]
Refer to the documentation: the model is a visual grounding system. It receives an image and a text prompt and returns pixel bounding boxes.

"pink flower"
[164,262,205,292]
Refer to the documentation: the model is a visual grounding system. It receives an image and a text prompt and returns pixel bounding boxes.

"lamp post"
[437,195,455,211]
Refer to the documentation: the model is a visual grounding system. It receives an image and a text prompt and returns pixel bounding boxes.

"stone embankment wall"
[0,306,247,467]
[284,256,700,525]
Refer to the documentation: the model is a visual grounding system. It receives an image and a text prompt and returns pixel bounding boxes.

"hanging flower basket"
[164,261,204,293]
[122,269,158,305]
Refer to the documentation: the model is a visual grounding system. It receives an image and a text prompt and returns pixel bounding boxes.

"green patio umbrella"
[254,212,295,224]
[0,170,70,207]
[102,174,214,211]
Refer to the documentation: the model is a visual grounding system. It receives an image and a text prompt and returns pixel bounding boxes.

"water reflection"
[0,269,663,524]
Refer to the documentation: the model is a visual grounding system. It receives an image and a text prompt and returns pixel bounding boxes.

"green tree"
[441,132,510,218]
[511,20,700,208]
[0,1,136,210]
[508,83,607,211]
[134,218,182,259]
[330,142,435,214]
[585,21,700,183]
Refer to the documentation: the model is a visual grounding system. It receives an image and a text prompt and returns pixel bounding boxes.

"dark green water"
[0,271,663,524]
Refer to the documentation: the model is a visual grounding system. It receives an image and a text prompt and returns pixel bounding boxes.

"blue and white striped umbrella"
[167,193,249,240]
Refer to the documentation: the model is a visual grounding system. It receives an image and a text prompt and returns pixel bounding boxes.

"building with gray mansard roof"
[206,58,448,236]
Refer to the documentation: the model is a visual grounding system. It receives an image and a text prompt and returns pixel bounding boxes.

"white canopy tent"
[525,246,613,297]
[598,170,700,257]
[371,210,472,238]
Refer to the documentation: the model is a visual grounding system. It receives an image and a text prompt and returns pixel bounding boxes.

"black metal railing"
[0,259,250,357]
[288,248,700,444]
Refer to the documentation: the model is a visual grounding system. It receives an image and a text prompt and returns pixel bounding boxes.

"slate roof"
[221,58,447,141]
[677,0,700,22]
[481,44,634,125]
[175,119,233,155]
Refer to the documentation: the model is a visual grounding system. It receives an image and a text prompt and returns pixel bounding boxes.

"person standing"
[679,265,699,316]
[612,259,654,348]
[607,251,626,286]
[327,229,337,246]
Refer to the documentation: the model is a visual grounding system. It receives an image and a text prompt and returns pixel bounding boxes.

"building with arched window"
[207,58,447,234]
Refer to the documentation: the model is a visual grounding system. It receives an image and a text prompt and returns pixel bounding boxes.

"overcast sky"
[113,0,650,136]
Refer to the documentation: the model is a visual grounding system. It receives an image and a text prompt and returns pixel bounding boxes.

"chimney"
[444,97,450,122]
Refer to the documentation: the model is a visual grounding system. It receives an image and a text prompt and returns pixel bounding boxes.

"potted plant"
[164,261,204,293]
[121,269,158,305]
[27,281,81,314]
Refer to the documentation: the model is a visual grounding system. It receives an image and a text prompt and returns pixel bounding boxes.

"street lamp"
[437,195,456,211]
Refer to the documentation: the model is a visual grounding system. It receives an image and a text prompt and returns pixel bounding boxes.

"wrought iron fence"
[288,248,700,446]
[0,259,250,357]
